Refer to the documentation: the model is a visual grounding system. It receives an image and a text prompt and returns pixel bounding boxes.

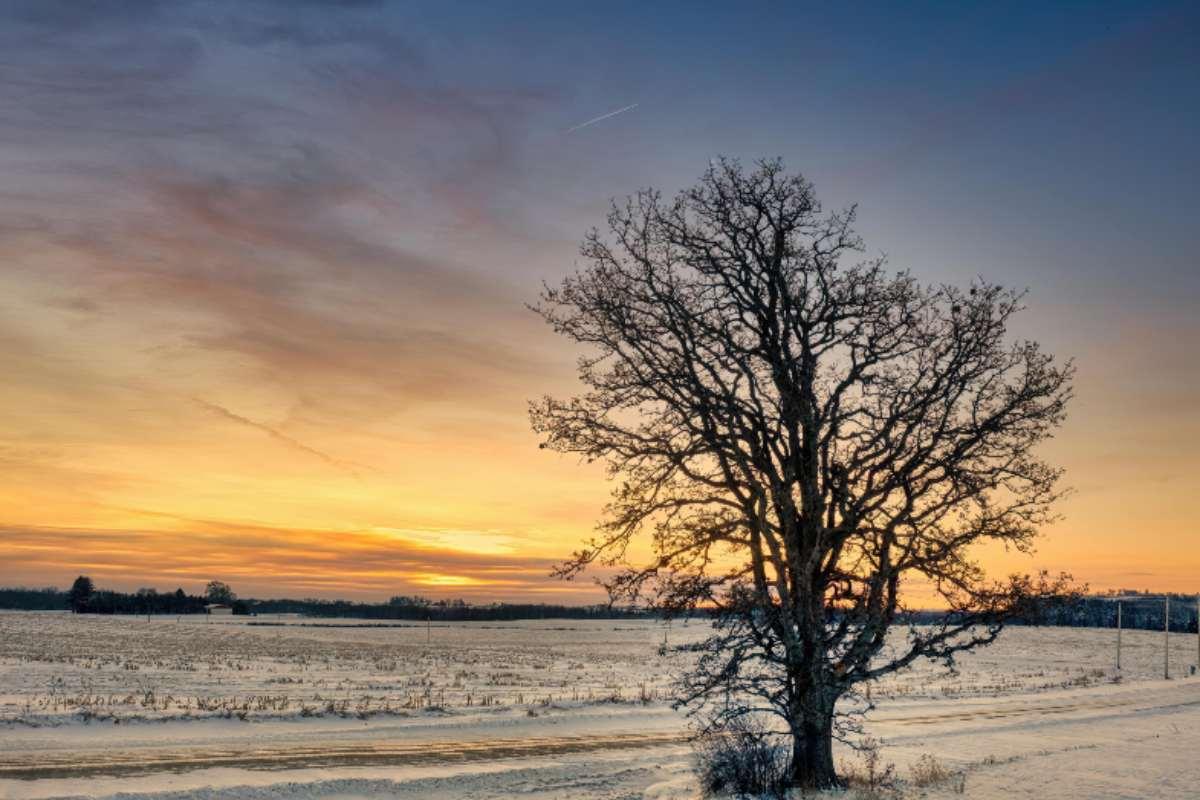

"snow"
[2,612,1198,799]
[0,613,696,727]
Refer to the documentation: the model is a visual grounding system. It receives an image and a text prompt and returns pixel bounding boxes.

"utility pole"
[1116,600,1122,671]
[1165,595,1170,680]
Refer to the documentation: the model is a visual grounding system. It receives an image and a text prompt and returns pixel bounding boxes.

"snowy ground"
[1,612,1198,799]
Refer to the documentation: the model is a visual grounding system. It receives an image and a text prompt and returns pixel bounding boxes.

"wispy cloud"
[0,522,578,600]
[372,526,520,556]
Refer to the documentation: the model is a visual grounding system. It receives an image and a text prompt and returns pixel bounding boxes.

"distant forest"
[918,591,1200,634]
[0,582,1196,630]
[0,580,647,621]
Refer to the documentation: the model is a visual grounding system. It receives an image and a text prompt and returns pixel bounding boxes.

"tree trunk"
[789,688,842,790]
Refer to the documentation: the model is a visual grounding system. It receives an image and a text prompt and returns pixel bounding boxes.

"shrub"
[839,737,898,799]
[908,753,966,793]
[694,715,791,798]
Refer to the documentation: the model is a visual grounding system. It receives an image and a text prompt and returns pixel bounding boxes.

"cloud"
[0,0,566,412]
[0,0,560,242]
[0,0,617,601]
[0,98,552,422]
[372,527,520,556]
[0,522,577,601]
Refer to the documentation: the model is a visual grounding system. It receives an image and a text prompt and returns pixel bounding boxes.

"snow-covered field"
[2,612,1199,799]
[0,613,699,726]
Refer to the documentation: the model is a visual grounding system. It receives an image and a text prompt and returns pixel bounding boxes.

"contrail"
[566,103,638,133]
[192,398,365,478]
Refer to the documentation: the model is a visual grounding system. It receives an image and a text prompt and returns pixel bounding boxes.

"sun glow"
[411,573,486,587]
[372,527,520,556]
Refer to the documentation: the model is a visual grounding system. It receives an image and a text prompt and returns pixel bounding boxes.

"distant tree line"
[1,579,1194,629]
[0,578,646,620]
[900,590,1200,633]
[72,586,219,615]
[242,594,648,621]
[0,587,68,611]
[1,582,209,615]
[1016,590,1200,633]
[0,576,251,616]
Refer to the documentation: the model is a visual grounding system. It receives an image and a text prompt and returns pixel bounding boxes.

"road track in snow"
[6,680,1200,782]
[0,730,689,780]
[873,680,1200,727]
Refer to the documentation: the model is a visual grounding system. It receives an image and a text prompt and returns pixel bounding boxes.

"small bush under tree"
[694,715,792,799]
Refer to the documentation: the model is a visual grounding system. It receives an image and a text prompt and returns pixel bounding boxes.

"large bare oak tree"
[531,159,1073,789]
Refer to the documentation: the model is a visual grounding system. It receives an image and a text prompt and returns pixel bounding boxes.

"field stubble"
[0,612,1191,728]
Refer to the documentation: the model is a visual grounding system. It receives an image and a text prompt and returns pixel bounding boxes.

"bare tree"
[68,575,94,614]
[204,580,236,605]
[531,158,1074,789]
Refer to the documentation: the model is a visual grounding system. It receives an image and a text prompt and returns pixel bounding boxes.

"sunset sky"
[2,1,1197,602]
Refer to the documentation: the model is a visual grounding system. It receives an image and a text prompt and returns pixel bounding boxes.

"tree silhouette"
[204,580,236,605]
[532,158,1074,789]
[68,575,94,614]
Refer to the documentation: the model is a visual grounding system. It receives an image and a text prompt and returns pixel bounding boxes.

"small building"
[206,603,233,615]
